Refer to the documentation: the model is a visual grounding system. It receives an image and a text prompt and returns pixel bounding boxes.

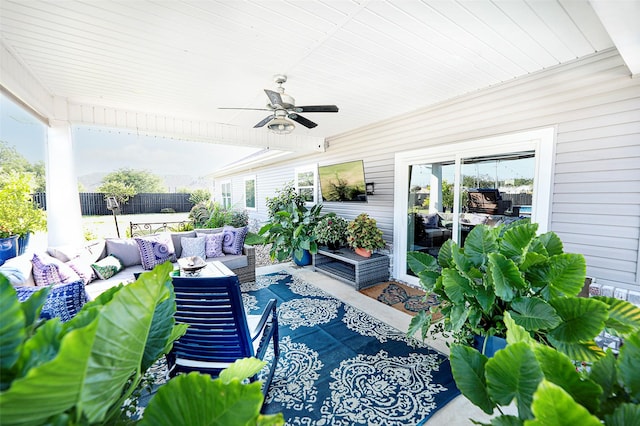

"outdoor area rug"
[360,281,442,321]
[242,271,459,425]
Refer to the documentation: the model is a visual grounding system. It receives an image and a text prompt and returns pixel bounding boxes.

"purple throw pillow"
[197,232,225,258]
[32,253,81,286]
[222,226,248,255]
[134,234,176,270]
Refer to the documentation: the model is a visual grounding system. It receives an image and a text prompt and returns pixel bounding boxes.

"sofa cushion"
[197,232,225,258]
[222,226,248,255]
[32,253,81,286]
[106,238,141,267]
[67,257,96,285]
[217,254,248,270]
[135,234,176,270]
[48,239,107,263]
[180,236,206,259]
[170,231,196,258]
[15,280,88,323]
[0,255,35,286]
[92,255,124,280]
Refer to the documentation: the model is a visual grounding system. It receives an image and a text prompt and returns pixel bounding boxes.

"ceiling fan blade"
[264,89,283,107]
[288,113,317,129]
[219,107,271,111]
[296,105,339,113]
[254,115,273,128]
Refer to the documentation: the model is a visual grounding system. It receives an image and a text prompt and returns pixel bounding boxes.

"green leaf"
[589,350,617,409]
[464,225,499,267]
[546,339,605,362]
[489,253,526,302]
[543,254,586,298]
[18,287,49,335]
[450,344,494,414]
[548,297,608,343]
[139,372,275,426]
[407,310,432,341]
[509,297,561,332]
[594,296,640,337]
[525,380,601,426]
[407,251,439,275]
[442,269,474,304]
[417,270,440,294]
[491,415,524,426]
[504,311,535,346]
[617,331,640,401]
[520,252,548,272]
[15,319,63,380]
[437,239,455,268]
[533,345,602,413]
[218,358,267,384]
[537,232,564,257]
[604,403,640,426]
[486,342,543,419]
[448,304,470,333]
[499,222,538,264]
[475,285,496,313]
[0,276,26,370]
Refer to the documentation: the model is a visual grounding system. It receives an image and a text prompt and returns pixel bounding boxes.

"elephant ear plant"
[450,311,640,425]
[0,263,283,426]
[408,221,627,360]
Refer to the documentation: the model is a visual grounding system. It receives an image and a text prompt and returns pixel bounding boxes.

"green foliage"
[346,213,385,252]
[189,189,211,205]
[96,180,136,206]
[407,221,612,359]
[0,171,47,238]
[450,312,640,425]
[101,168,166,193]
[188,201,248,229]
[0,266,281,425]
[313,214,348,246]
[0,141,45,192]
[160,207,176,213]
[259,201,323,262]
[265,181,304,219]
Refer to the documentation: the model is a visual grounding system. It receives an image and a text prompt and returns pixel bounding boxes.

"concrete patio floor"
[257,262,496,425]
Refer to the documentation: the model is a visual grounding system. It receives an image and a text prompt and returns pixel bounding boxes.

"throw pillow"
[197,232,225,258]
[105,238,142,267]
[91,255,124,280]
[180,236,206,259]
[135,234,176,270]
[0,255,34,286]
[222,226,248,255]
[66,257,96,285]
[15,280,88,323]
[32,253,81,286]
[423,213,440,229]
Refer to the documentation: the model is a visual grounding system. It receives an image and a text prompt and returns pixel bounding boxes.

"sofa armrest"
[243,244,256,264]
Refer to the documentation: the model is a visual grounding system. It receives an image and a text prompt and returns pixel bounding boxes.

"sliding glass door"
[394,128,554,284]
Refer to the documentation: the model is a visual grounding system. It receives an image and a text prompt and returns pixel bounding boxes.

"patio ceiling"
[1,0,638,152]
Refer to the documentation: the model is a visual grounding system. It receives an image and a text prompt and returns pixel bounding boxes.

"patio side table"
[312,248,389,290]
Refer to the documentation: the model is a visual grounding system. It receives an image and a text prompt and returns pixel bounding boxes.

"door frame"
[393,127,556,285]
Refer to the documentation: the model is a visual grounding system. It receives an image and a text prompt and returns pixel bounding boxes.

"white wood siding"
[219,49,640,291]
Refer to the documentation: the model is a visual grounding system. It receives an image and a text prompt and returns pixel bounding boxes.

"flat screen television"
[318,160,368,202]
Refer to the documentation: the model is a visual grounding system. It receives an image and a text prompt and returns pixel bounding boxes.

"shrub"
[265,181,303,219]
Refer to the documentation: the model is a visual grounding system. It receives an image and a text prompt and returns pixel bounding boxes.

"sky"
[0,93,261,178]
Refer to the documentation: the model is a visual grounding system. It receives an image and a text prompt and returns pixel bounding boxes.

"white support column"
[46,121,83,246]
[429,164,442,213]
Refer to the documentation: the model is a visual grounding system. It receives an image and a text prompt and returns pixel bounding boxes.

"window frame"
[220,180,232,209]
[243,175,257,210]
[295,165,317,205]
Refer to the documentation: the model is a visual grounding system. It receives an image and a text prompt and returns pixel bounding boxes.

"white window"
[295,166,317,204]
[393,127,555,284]
[220,181,232,209]
[244,176,256,210]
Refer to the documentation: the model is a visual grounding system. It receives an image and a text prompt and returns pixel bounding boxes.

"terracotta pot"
[354,247,372,258]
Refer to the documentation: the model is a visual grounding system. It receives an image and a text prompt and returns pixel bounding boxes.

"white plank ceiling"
[0,0,628,139]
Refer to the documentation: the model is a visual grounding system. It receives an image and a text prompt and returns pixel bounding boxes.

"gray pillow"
[170,231,196,258]
[180,236,206,259]
[105,238,141,267]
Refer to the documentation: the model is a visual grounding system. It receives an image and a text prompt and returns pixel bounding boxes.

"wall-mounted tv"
[318,160,368,202]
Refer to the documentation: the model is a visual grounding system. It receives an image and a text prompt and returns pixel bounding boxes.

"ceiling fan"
[220,75,339,134]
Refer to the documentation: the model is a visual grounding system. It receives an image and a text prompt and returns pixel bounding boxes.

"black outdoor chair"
[168,275,279,396]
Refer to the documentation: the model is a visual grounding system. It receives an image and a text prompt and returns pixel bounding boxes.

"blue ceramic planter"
[293,249,312,266]
[473,335,507,357]
[0,235,19,265]
[18,233,30,255]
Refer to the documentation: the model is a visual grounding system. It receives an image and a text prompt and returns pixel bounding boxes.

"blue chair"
[168,275,279,395]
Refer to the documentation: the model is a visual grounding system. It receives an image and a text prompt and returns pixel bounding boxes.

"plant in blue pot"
[407,220,598,357]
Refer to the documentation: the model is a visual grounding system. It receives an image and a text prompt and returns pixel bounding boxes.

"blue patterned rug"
[241,271,460,425]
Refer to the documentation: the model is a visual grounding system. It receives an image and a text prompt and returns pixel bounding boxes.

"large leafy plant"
[407,221,602,358]
[0,171,46,238]
[0,264,283,425]
[346,213,385,252]
[313,213,348,246]
[450,311,640,425]
[259,200,323,262]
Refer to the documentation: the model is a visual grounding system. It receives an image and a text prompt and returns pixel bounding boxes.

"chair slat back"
[171,276,254,363]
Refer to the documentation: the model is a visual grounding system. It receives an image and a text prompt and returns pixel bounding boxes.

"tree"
[188,189,211,205]
[96,181,136,207]
[0,141,46,192]
[102,168,166,193]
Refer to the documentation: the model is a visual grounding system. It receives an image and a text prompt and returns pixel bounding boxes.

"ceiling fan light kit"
[220,74,339,135]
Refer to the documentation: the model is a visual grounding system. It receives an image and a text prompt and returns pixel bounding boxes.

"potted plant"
[450,309,640,424]
[314,213,348,251]
[259,200,323,266]
[0,172,47,257]
[407,220,598,356]
[346,213,385,257]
